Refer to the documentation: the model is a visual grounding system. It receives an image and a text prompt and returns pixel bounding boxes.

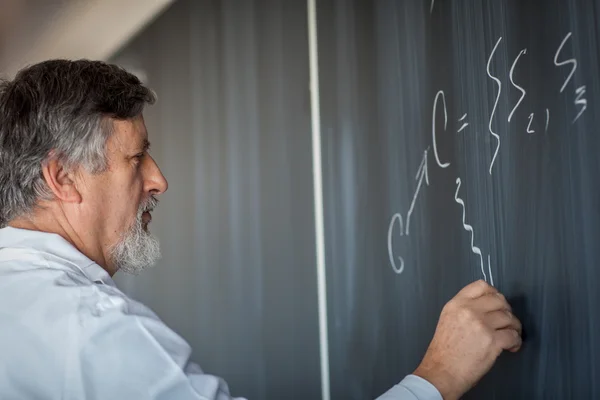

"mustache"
[140,196,159,213]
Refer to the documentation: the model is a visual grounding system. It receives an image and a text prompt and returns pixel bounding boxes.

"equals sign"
[457,113,469,133]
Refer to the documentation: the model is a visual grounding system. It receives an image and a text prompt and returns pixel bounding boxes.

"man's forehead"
[110,117,149,151]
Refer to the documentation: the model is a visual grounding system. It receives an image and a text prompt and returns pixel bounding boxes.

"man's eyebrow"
[142,139,151,151]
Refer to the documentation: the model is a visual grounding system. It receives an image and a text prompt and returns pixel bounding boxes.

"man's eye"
[135,153,145,159]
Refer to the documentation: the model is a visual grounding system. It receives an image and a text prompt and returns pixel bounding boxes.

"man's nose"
[145,156,168,195]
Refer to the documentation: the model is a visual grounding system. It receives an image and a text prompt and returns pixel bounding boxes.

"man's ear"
[41,157,82,203]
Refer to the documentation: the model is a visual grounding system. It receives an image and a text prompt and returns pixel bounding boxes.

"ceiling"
[0,0,71,72]
[0,0,175,78]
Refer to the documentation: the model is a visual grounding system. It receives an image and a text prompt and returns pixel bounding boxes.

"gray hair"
[0,59,156,227]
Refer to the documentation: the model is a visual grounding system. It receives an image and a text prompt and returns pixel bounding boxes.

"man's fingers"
[485,310,522,334]
[458,280,498,299]
[474,293,512,313]
[493,328,522,353]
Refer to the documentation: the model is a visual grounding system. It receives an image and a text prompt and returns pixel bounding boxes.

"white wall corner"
[3,0,175,77]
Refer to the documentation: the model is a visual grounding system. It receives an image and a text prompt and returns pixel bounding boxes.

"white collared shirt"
[0,226,440,400]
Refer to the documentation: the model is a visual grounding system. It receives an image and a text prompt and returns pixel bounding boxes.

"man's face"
[77,116,168,275]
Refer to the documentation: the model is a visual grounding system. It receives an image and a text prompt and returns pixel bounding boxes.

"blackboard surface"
[111,1,321,399]
[318,1,600,399]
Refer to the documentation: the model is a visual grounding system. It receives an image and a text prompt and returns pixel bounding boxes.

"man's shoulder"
[0,246,158,325]
[0,247,89,305]
[0,246,175,398]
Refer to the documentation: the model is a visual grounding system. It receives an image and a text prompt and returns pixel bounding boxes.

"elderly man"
[0,60,522,399]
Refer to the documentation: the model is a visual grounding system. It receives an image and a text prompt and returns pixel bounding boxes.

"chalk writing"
[487,37,503,175]
[387,30,590,285]
[406,149,430,235]
[387,149,430,274]
[554,32,588,123]
[527,113,535,134]
[457,114,469,133]
[487,255,494,286]
[387,214,405,274]
[508,49,527,123]
[455,177,492,283]
[554,32,576,93]
[432,90,450,168]
[574,85,587,122]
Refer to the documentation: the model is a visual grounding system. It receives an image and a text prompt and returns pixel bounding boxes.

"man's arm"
[376,375,442,400]
[376,280,522,400]
[78,280,519,400]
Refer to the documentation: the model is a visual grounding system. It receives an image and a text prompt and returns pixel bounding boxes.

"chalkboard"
[110,1,322,399]
[318,0,600,399]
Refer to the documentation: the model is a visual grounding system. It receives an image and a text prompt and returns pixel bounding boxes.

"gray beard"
[109,196,161,275]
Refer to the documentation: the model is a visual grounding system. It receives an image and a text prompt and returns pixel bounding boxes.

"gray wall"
[111,1,321,399]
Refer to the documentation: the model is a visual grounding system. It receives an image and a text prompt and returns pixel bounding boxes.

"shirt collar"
[0,226,115,287]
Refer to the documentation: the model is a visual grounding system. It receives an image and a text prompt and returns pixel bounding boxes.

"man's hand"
[413,280,522,400]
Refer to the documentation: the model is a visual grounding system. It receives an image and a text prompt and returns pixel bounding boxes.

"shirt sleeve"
[77,287,247,400]
[375,375,443,400]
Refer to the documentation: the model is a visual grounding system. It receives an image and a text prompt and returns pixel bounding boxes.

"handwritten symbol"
[527,113,535,134]
[387,148,430,274]
[432,90,450,168]
[487,255,494,287]
[546,108,550,132]
[487,37,503,175]
[508,49,527,122]
[554,32,576,93]
[387,214,405,274]
[554,32,588,123]
[573,85,587,123]
[406,149,430,235]
[457,114,469,133]
[455,177,490,283]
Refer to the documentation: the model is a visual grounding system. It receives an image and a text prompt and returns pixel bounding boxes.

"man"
[0,60,522,399]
